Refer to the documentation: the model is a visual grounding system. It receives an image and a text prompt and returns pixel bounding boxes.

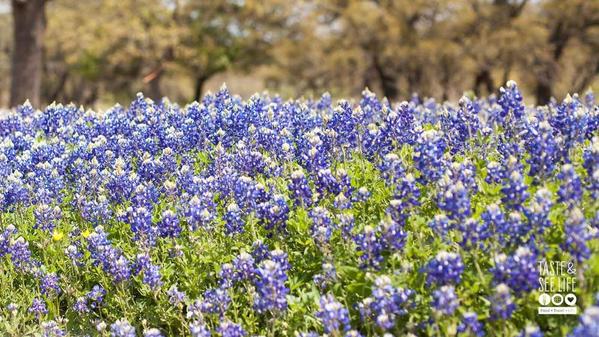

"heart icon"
[565,293,577,306]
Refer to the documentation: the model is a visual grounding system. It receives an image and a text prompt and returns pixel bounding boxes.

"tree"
[532,0,599,104]
[10,0,46,107]
[176,0,290,101]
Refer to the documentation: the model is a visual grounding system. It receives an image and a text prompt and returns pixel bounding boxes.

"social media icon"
[565,293,577,306]
[539,293,551,306]
[551,294,564,306]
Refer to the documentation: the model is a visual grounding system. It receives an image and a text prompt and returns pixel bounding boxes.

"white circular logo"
[565,293,577,306]
[539,293,551,306]
[551,294,564,306]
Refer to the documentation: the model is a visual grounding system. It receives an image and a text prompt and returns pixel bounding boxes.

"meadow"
[0,81,597,336]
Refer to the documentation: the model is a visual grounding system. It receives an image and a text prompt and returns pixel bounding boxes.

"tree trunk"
[474,69,494,97]
[48,70,69,103]
[10,0,46,108]
[194,75,208,102]
[372,55,398,100]
[146,69,163,102]
[536,81,552,106]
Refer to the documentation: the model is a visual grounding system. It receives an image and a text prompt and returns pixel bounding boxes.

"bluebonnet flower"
[0,225,16,257]
[87,284,106,309]
[86,226,131,283]
[217,320,247,337]
[354,226,384,269]
[485,161,505,184]
[310,206,334,247]
[361,123,392,161]
[256,194,289,232]
[317,293,351,334]
[481,203,505,233]
[358,275,413,330]
[379,153,405,184]
[518,325,543,337]
[251,240,270,263]
[497,80,525,120]
[414,129,447,183]
[568,304,599,337]
[524,120,559,178]
[314,262,337,290]
[34,203,62,232]
[334,192,352,210]
[459,217,491,251]
[125,205,158,245]
[428,214,453,238]
[386,199,409,225]
[185,195,216,231]
[557,164,583,206]
[189,321,211,337]
[158,210,181,238]
[9,236,33,271]
[394,173,420,208]
[377,218,407,252]
[490,284,516,320]
[288,170,313,207]
[457,312,484,337]
[167,285,187,306]
[525,188,553,234]
[432,285,459,315]
[315,168,340,197]
[336,168,353,197]
[232,252,256,283]
[354,186,370,202]
[224,203,244,235]
[105,158,138,204]
[143,328,164,337]
[550,95,589,161]
[110,319,136,337]
[490,246,538,294]
[561,208,592,263]
[583,137,599,198]
[73,297,89,313]
[219,263,235,289]
[29,298,47,319]
[437,178,471,221]
[502,211,532,246]
[269,249,291,272]
[41,320,66,337]
[133,254,163,290]
[501,170,529,211]
[254,259,289,314]
[80,195,112,225]
[40,272,61,297]
[200,288,231,316]
[425,251,464,285]
[337,213,355,239]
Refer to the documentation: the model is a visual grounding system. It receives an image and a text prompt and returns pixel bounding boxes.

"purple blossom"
[217,320,247,337]
[110,319,136,337]
[28,297,47,319]
[254,259,289,314]
[457,312,484,337]
[317,293,351,334]
[490,284,516,321]
[425,251,464,285]
[432,285,459,315]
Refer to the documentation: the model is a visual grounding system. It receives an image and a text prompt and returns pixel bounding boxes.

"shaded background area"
[0,0,598,108]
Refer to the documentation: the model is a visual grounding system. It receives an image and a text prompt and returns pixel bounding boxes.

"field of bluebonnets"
[0,81,598,337]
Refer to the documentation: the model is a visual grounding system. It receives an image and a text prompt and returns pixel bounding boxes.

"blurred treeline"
[0,0,598,108]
